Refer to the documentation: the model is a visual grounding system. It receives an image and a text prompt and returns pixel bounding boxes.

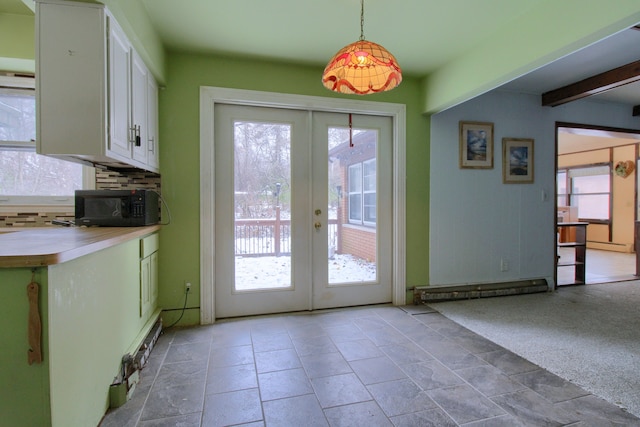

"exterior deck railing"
[235,218,338,256]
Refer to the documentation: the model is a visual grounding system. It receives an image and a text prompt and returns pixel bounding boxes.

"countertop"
[0,225,161,268]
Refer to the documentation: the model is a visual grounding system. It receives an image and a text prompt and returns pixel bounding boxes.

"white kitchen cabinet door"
[146,74,160,169]
[131,50,148,164]
[140,233,159,319]
[36,1,107,158]
[108,17,132,160]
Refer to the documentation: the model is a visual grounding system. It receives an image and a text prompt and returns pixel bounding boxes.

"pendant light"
[322,0,402,95]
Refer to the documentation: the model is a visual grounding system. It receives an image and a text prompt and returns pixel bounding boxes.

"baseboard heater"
[134,318,163,369]
[413,279,549,304]
[109,318,163,408]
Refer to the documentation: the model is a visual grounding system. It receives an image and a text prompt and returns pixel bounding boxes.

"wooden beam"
[542,59,640,107]
[633,105,640,116]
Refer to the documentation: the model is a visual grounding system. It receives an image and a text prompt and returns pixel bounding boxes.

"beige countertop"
[0,225,161,268]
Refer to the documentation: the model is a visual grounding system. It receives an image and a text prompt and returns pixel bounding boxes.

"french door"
[213,104,392,318]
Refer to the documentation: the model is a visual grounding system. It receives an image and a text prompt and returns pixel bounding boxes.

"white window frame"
[0,75,94,212]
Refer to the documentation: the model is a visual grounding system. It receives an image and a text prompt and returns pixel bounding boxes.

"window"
[348,163,362,222]
[557,170,567,206]
[568,165,611,221]
[0,77,92,207]
[348,158,376,225]
[363,159,376,223]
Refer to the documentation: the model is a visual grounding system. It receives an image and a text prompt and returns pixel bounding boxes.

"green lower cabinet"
[140,233,159,319]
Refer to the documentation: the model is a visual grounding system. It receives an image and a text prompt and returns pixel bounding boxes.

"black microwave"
[75,189,159,227]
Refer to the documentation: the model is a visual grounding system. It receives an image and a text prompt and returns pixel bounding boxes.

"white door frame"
[199,87,406,324]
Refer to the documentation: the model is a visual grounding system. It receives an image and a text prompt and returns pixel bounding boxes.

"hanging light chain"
[359,0,365,41]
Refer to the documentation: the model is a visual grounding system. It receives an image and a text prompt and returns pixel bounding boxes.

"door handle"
[314,221,322,230]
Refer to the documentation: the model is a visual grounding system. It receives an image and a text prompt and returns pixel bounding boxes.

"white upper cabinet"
[108,17,133,160]
[36,0,159,173]
[131,49,149,164]
[146,75,160,169]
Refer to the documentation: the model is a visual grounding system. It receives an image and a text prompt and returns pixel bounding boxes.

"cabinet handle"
[135,125,141,147]
[148,137,154,152]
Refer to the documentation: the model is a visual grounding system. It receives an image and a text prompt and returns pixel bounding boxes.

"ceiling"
[134,0,548,77]
[499,26,640,107]
[2,0,640,132]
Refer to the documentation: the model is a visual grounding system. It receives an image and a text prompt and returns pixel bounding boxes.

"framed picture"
[503,138,534,183]
[459,121,494,169]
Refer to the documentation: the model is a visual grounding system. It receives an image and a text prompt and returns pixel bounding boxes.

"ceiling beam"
[542,59,640,107]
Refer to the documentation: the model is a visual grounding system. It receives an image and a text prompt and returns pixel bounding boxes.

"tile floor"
[100,305,639,426]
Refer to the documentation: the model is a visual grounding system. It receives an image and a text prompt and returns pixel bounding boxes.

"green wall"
[158,52,429,324]
[0,13,35,72]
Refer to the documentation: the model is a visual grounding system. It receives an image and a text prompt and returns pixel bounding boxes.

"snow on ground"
[235,253,376,290]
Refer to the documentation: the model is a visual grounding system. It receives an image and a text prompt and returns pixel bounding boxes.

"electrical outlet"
[500,259,509,272]
[185,282,192,294]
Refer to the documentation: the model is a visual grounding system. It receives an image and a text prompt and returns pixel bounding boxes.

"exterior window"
[569,166,610,221]
[0,83,91,206]
[348,163,362,222]
[557,170,567,206]
[0,89,35,142]
[363,159,376,223]
[348,159,376,225]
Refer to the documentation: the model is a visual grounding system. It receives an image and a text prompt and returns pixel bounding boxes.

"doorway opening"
[555,123,640,286]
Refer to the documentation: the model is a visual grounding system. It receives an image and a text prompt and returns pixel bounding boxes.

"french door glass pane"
[233,121,292,291]
[328,127,377,285]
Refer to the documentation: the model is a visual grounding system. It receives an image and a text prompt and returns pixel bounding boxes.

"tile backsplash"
[95,166,161,192]
[0,166,161,227]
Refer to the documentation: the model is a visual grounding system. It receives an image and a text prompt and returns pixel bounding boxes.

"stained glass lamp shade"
[322,39,402,95]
